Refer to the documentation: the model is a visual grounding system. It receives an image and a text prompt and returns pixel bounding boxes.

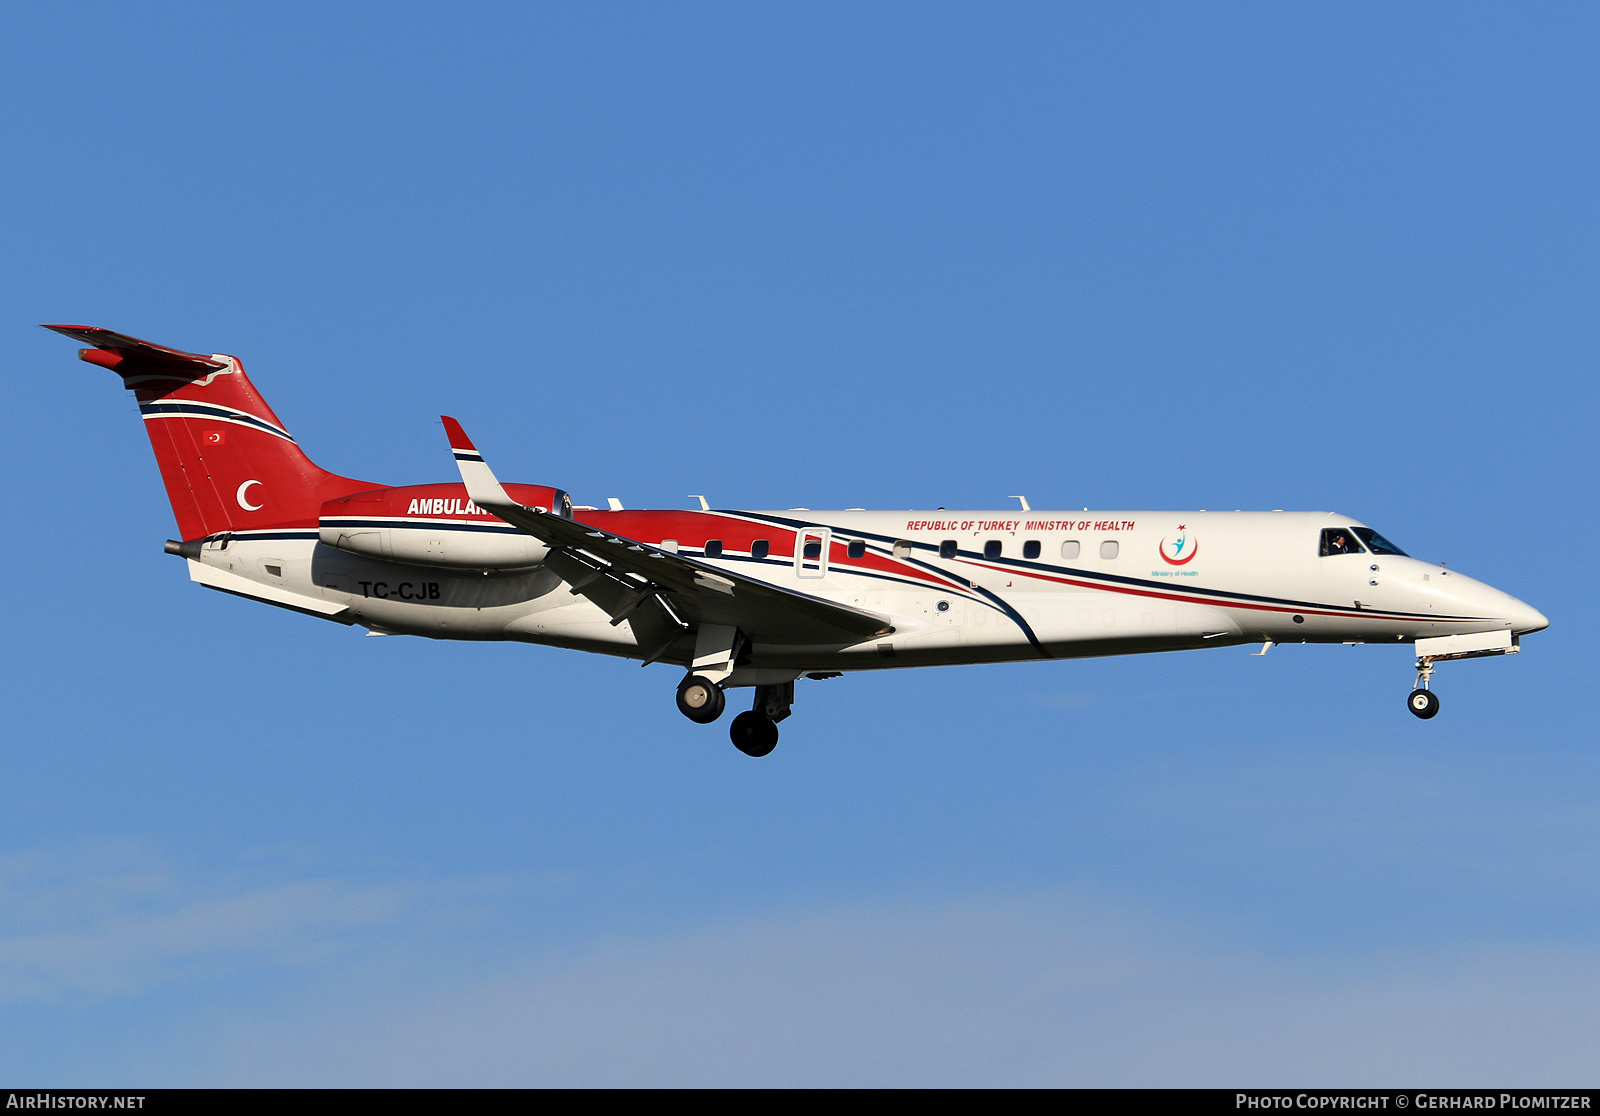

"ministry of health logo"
[1159,525,1198,566]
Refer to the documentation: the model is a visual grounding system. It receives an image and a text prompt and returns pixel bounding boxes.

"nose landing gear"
[1408,657,1440,719]
[1405,630,1522,720]
[1408,687,1440,718]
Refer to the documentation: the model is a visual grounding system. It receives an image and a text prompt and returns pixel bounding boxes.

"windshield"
[1351,526,1408,557]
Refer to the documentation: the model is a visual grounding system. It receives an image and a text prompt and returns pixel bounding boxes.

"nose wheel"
[1407,688,1440,719]
[1407,656,1440,719]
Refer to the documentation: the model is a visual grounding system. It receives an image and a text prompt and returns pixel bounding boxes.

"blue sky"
[1,3,1596,1084]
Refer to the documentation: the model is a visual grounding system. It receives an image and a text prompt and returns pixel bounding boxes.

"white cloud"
[203,892,1600,1087]
[5,846,1596,1085]
[0,844,411,1003]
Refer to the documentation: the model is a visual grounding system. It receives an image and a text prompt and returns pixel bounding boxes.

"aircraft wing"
[440,416,894,649]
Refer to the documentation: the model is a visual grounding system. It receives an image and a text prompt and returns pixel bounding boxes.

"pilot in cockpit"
[1320,529,1359,557]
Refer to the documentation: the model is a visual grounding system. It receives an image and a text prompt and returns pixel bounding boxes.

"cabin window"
[1351,526,1408,556]
[751,540,770,559]
[939,540,958,559]
[803,540,822,560]
[660,539,679,554]
[1100,540,1119,559]
[847,539,866,559]
[892,540,913,559]
[1022,540,1041,560]
[983,540,1002,560]
[1320,528,1366,557]
[263,564,282,578]
[704,540,723,558]
[1061,540,1080,560]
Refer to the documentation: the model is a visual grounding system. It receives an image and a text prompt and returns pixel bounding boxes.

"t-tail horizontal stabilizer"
[41,324,228,376]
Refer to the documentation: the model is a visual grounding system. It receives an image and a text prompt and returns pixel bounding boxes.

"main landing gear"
[673,674,792,757]
[1408,657,1440,719]
[676,673,725,723]
[730,710,779,757]
[730,682,791,756]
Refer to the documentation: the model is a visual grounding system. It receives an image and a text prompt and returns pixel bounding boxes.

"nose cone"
[1427,564,1549,636]
[1508,597,1549,635]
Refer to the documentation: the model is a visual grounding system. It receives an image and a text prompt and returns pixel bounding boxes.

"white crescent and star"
[236,480,263,511]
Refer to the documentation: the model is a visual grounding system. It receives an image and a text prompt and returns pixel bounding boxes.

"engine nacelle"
[318,482,570,570]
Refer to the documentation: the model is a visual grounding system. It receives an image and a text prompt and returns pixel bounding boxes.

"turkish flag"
[202,430,226,445]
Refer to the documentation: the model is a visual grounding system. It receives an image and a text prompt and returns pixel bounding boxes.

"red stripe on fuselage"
[572,510,969,592]
[952,556,1462,622]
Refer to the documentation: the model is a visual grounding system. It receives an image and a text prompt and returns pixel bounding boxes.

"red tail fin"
[46,325,379,540]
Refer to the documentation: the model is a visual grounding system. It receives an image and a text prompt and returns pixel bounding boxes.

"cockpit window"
[1351,526,1408,556]
[1319,527,1366,556]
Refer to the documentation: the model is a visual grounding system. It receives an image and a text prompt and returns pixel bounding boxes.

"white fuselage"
[185,508,1547,682]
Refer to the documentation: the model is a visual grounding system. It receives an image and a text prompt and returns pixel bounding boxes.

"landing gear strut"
[1408,657,1440,719]
[729,681,793,757]
[676,673,726,723]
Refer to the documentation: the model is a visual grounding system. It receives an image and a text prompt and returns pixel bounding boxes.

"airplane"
[47,324,1549,756]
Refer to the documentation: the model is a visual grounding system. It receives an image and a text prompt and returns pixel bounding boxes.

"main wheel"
[1408,689,1440,719]
[676,674,726,723]
[730,710,779,757]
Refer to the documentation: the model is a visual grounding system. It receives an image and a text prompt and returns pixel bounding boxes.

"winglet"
[440,415,514,509]
[441,415,479,457]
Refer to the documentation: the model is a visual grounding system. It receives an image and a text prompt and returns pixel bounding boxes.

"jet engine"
[318,482,569,570]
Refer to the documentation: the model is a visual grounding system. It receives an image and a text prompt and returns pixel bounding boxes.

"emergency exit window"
[983,540,1002,560]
